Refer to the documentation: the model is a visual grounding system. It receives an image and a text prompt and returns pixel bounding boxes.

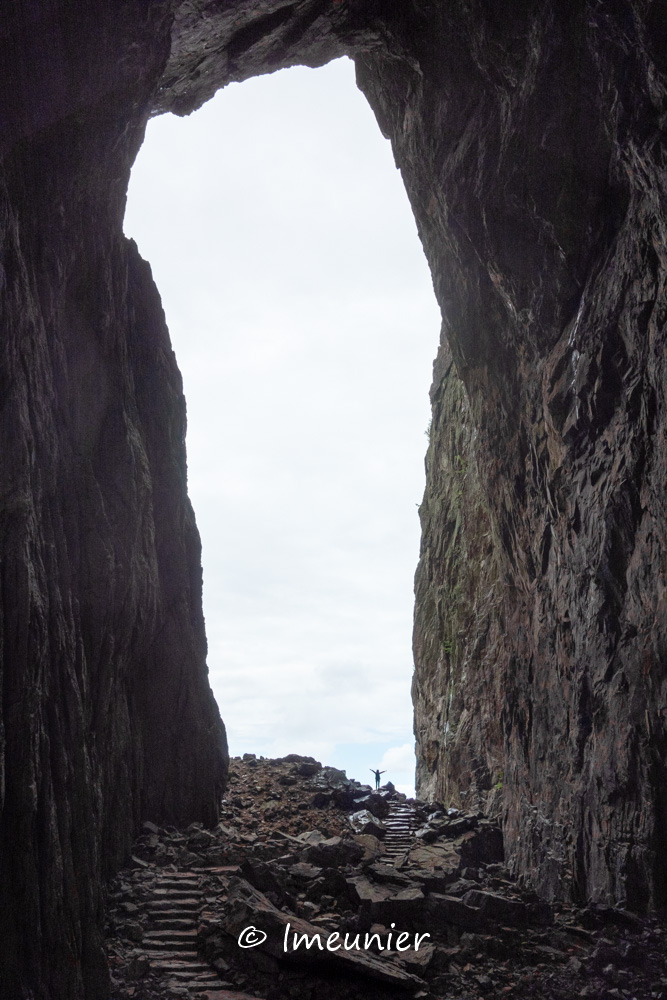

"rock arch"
[0,1,665,995]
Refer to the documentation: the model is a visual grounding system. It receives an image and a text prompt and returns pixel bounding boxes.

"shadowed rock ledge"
[0,1,665,997]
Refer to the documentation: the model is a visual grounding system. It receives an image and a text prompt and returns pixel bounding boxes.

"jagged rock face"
[1,1,665,996]
[358,2,667,914]
[0,5,228,998]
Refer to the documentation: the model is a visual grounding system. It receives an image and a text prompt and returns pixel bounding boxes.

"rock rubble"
[106,756,667,1000]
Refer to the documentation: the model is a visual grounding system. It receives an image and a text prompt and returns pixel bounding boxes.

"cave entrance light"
[123,57,441,797]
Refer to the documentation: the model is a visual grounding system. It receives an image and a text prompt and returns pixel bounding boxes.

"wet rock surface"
[106,757,667,1000]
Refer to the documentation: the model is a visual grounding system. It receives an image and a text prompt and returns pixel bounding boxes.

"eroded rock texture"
[0,5,228,998]
[1,0,666,996]
[371,3,667,912]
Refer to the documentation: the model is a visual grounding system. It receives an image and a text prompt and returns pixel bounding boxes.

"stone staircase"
[140,870,231,998]
[382,802,418,862]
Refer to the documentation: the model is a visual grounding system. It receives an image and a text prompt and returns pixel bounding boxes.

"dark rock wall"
[0,5,227,998]
[1,0,666,996]
[352,1,667,909]
[411,339,504,815]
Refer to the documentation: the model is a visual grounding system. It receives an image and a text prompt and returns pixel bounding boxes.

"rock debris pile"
[106,756,667,1000]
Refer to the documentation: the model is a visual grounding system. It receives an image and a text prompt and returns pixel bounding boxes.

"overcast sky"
[124,56,441,797]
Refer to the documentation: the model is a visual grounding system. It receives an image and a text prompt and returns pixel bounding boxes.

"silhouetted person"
[371,768,385,790]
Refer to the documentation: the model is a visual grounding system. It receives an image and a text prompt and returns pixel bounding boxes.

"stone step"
[144,950,201,960]
[152,887,200,897]
[149,917,196,930]
[144,924,197,941]
[144,927,198,939]
[143,941,199,952]
[148,905,199,916]
[150,960,213,971]
[143,935,198,950]
[166,968,221,982]
[155,877,200,887]
[153,885,201,899]
[153,967,215,978]
[149,897,200,909]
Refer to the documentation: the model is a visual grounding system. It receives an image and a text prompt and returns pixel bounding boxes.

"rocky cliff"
[1,1,665,997]
[0,6,228,998]
[381,3,667,912]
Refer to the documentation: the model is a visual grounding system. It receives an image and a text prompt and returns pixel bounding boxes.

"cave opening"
[123,57,441,795]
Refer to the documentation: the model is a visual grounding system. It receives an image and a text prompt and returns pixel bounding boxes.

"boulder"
[302,836,365,869]
[279,754,319,765]
[296,761,322,777]
[316,766,350,788]
[403,841,461,871]
[398,941,436,972]
[332,787,360,809]
[296,830,328,845]
[206,877,423,987]
[346,876,394,907]
[351,834,385,862]
[288,862,323,883]
[352,793,390,819]
[366,864,415,888]
[348,810,386,839]
[415,825,441,844]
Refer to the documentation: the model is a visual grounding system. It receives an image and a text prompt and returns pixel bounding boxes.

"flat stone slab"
[208,877,424,988]
[462,889,528,925]
[144,928,198,939]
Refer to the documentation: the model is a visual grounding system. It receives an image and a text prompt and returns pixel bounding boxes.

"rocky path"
[382,802,418,862]
[115,866,267,999]
[141,871,217,994]
[106,755,667,1000]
